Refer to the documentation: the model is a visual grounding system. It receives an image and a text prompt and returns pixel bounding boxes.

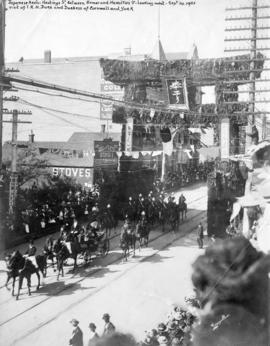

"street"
[0,183,207,346]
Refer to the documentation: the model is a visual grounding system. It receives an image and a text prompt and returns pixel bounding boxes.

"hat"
[70,318,79,325]
[158,335,169,345]
[143,337,151,345]
[158,323,166,331]
[141,211,146,216]
[174,311,182,321]
[167,321,177,330]
[171,337,183,346]
[102,313,110,319]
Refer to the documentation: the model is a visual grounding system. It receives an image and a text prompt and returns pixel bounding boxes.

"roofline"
[6,51,191,65]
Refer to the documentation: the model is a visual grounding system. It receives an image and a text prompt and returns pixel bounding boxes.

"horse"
[43,236,56,274]
[5,250,46,300]
[52,239,72,280]
[179,201,187,222]
[158,203,167,232]
[53,234,81,279]
[135,219,150,249]
[168,205,179,233]
[100,210,116,237]
[120,227,136,261]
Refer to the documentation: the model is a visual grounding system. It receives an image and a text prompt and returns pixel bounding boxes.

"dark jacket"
[69,326,83,346]
[197,224,204,238]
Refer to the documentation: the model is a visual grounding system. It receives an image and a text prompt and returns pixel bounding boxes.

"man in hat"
[145,329,159,346]
[24,239,38,268]
[88,322,99,346]
[157,335,169,346]
[157,323,169,339]
[69,318,83,346]
[102,313,115,336]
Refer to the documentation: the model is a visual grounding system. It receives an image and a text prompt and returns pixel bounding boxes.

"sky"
[3,0,270,142]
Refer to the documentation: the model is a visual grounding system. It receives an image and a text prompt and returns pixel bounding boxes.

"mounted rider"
[90,206,99,223]
[24,239,38,268]
[120,222,130,246]
[70,218,80,237]
[125,197,136,223]
[178,193,186,206]
[136,194,146,220]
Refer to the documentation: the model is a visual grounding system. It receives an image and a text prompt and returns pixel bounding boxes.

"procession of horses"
[4,190,188,300]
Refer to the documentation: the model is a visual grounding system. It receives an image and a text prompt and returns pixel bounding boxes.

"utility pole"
[246,0,258,149]
[3,109,32,214]
[224,0,270,154]
[0,0,6,169]
[9,110,18,213]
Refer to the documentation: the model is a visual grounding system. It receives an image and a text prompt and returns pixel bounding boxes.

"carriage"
[80,229,110,260]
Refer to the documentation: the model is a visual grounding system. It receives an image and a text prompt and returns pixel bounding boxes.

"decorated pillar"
[220,117,230,159]
[125,117,133,152]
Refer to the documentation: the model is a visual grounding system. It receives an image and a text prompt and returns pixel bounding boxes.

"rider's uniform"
[25,246,38,268]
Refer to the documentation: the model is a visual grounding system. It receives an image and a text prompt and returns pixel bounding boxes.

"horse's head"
[52,239,61,253]
[6,250,22,269]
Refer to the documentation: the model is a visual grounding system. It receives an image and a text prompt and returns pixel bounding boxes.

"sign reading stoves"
[50,166,94,187]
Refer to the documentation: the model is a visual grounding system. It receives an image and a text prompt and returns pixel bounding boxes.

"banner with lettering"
[94,138,119,167]
[165,78,189,110]
[100,74,124,120]
[50,166,94,187]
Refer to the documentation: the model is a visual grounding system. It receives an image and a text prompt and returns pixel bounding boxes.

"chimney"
[124,47,131,56]
[29,130,35,143]
[44,50,52,63]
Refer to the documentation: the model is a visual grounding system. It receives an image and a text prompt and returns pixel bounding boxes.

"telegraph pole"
[224,0,270,153]
[3,108,32,213]
[0,0,6,168]
[246,0,258,148]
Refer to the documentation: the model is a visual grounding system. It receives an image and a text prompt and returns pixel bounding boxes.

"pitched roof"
[7,132,121,151]
[67,132,121,146]
[150,39,167,61]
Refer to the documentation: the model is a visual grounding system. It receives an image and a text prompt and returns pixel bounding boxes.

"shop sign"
[94,139,119,166]
[100,101,114,120]
[51,167,92,178]
[100,75,124,120]
[50,166,94,187]
[165,78,189,110]
[100,78,122,93]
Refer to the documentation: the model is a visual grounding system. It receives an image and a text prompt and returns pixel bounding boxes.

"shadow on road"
[37,281,94,297]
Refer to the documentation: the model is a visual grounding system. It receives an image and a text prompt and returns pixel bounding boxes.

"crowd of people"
[163,162,214,191]
[69,313,116,346]
[15,175,189,239]
[68,298,199,346]
[13,185,100,236]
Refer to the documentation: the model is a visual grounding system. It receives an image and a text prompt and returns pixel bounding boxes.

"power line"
[17,98,101,121]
